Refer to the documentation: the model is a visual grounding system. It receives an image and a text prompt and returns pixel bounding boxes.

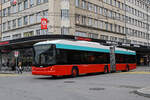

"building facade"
[1,0,150,44]
[0,0,150,70]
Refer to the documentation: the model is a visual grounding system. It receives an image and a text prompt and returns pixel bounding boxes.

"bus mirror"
[52,44,56,49]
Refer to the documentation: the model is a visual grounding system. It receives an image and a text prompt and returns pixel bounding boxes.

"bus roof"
[34,40,136,55]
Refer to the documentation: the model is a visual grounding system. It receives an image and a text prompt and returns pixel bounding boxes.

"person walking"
[18,61,22,74]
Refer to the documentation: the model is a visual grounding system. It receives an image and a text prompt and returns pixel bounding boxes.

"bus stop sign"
[14,51,19,57]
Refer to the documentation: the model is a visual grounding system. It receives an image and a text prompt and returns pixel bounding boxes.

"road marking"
[120,71,150,74]
[0,74,19,77]
[0,73,32,77]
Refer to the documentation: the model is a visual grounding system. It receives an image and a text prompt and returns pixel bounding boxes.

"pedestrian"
[18,61,22,74]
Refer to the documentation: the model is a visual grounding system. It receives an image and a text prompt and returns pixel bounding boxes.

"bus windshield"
[33,44,56,66]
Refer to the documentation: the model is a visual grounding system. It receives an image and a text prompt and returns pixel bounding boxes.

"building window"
[118,38,124,43]
[36,29,48,35]
[29,14,35,24]
[12,33,22,39]
[105,22,108,30]
[18,2,23,11]
[3,23,6,31]
[82,0,86,9]
[104,8,108,17]
[8,7,11,16]
[43,0,48,3]
[110,23,113,31]
[75,31,88,37]
[75,0,80,7]
[30,0,34,7]
[24,0,28,9]
[8,21,11,30]
[75,15,80,24]
[61,9,69,19]
[43,10,48,19]
[36,12,42,23]
[24,16,28,25]
[41,29,48,35]
[24,31,34,37]
[61,27,69,35]
[81,16,86,25]
[94,5,98,13]
[122,27,125,34]
[37,0,41,5]
[100,35,109,40]
[99,20,103,29]
[89,33,98,39]
[12,19,16,29]
[36,29,41,35]
[3,36,11,41]
[88,18,92,26]
[88,3,93,11]
[3,8,6,17]
[94,20,98,28]
[18,18,22,27]
[99,7,103,15]
[114,24,117,32]
[113,0,117,7]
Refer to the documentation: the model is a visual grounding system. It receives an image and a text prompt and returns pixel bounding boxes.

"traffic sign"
[14,51,19,57]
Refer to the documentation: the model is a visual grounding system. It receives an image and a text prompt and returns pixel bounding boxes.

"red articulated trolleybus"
[32,40,136,77]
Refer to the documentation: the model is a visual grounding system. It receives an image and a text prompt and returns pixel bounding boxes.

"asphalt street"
[0,67,150,100]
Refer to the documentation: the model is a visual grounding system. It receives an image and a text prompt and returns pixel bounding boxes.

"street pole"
[0,1,2,41]
[146,3,150,66]
[15,57,18,73]
[0,1,2,69]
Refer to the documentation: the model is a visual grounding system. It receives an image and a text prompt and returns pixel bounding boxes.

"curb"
[135,88,150,98]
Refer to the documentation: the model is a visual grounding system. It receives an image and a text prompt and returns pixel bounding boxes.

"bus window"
[56,50,68,64]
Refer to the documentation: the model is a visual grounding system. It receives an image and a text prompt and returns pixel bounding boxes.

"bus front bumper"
[32,66,57,76]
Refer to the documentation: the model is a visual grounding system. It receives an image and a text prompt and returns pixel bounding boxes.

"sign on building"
[41,18,48,29]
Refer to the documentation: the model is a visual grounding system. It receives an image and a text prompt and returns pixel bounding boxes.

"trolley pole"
[14,51,19,73]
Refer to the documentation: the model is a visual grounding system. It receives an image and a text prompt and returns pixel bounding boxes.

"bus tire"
[126,65,130,72]
[122,65,130,72]
[71,67,79,77]
[104,66,109,74]
[52,75,58,78]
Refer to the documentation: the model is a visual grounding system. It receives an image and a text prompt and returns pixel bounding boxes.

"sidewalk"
[136,66,150,72]
[0,71,16,74]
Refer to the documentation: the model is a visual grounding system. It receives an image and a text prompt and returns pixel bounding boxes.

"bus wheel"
[52,75,58,78]
[104,66,109,74]
[126,65,130,72]
[123,65,129,72]
[71,67,78,77]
